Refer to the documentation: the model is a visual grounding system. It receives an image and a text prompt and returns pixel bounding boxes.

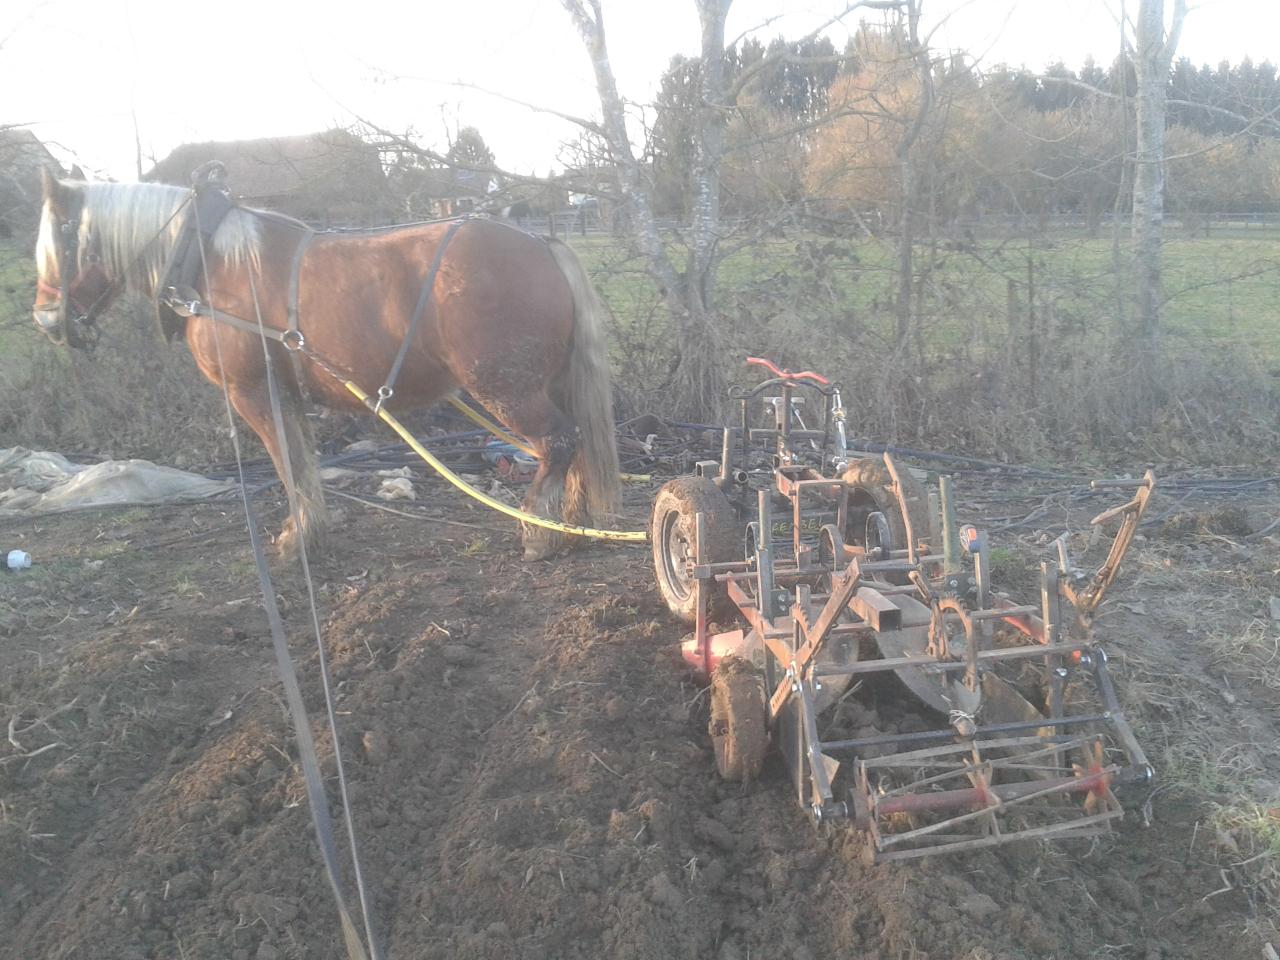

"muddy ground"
[1,463,1277,960]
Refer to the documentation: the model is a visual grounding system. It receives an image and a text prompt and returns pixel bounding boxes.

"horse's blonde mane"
[40,181,264,292]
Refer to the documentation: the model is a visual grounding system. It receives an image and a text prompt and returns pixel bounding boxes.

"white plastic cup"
[5,550,32,571]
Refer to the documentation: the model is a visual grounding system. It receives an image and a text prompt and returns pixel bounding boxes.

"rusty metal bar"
[821,713,1110,753]
[874,766,1119,848]
[871,814,1119,863]
[812,640,1087,680]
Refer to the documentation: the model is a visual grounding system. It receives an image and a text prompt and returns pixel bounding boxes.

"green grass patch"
[568,229,1280,365]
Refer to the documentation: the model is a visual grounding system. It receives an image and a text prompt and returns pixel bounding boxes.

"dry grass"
[1096,533,1280,931]
[0,294,240,465]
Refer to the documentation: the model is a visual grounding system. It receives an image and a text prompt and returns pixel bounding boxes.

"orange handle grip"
[745,356,830,385]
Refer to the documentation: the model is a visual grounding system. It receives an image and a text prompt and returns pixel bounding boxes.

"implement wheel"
[651,476,738,625]
[841,457,930,561]
[709,657,768,781]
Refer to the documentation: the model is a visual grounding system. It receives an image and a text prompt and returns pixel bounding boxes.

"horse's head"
[33,166,116,350]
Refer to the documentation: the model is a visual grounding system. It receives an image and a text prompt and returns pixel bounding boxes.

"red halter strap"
[34,277,62,309]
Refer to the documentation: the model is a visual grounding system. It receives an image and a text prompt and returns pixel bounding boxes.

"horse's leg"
[478,389,582,561]
[226,364,328,557]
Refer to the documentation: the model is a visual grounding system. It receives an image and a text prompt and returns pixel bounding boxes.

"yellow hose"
[346,382,648,543]
[446,395,536,455]
[446,395,650,484]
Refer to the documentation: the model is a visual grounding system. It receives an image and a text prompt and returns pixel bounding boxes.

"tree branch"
[726,1,905,102]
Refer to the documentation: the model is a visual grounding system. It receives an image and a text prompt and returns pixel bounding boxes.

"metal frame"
[676,373,1157,861]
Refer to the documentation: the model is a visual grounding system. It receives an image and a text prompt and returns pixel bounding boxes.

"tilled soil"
[0,482,1274,960]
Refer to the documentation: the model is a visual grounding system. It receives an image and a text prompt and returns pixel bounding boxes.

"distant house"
[384,156,496,221]
[0,127,60,238]
[146,129,392,226]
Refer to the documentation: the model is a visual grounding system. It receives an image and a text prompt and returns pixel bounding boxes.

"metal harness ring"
[282,329,305,352]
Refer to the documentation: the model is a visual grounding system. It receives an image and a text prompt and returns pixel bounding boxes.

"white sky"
[3,0,1277,179]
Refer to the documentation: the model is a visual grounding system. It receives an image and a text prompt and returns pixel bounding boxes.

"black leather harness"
[163,190,472,413]
[155,162,237,341]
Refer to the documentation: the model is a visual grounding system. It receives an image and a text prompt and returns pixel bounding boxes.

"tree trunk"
[895,157,915,347]
[1129,0,1186,398]
[677,0,733,414]
[894,0,931,349]
[562,0,731,418]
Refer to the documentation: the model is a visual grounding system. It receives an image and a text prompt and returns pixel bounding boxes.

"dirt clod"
[694,816,735,852]
[362,729,390,764]
[440,644,476,666]
[646,873,685,911]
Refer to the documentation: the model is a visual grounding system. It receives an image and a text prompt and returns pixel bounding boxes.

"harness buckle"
[282,329,305,352]
[163,286,202,318]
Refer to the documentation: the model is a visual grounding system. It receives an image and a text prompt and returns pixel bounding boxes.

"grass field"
[570,227,1280,366]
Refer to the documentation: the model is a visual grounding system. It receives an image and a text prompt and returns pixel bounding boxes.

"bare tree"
[893,0,931,347]
[561,0,904,416]
[1130,0,1187,386]
[560,0,729,414]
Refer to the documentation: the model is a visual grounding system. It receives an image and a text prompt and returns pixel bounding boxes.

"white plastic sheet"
[0,447,232,515]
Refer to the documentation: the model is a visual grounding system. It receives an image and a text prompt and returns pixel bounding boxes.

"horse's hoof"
[522,533,564,561]
[274,528,302,561]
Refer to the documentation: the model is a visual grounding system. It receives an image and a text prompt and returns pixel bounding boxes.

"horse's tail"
[546,237,621,520]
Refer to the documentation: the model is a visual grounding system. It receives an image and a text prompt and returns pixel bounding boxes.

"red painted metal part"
[993,596,1048,644]
[745,356,831,385]
[682,629,753,678]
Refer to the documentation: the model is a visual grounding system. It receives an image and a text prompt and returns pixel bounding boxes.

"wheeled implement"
[650,359,1156,862]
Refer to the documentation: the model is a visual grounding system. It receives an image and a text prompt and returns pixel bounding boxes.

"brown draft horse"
[31,169,620,559]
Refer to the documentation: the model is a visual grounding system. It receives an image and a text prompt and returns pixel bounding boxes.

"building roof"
[145,129,387,214]
[0,128,60,234]
[0,127,58,176]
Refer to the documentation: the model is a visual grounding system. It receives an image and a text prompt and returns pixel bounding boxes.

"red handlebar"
[746,356,831,385]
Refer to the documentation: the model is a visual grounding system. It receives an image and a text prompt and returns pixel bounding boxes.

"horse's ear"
[67,164,86,181]
[42,165,80,213]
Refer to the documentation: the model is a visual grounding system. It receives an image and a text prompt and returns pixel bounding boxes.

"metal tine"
[867,758,1078,774]
[871,759,995,799]
[875,818,1119,861]
[874,758,1122,846]
[876,771,1122,850]
[887,817,1116,850]
[861,734,1097,768]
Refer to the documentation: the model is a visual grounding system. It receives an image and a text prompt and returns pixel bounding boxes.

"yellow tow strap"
[445,395,650,483]
[345,381,649,543]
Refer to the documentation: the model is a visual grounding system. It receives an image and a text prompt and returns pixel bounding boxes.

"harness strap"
[373,217,469,413]
[180,300,294,342]
[287,228,316,334]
